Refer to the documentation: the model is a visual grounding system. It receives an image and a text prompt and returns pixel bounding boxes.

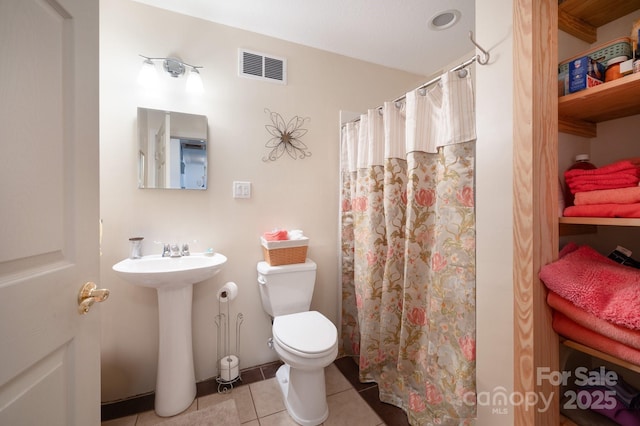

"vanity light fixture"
[185,68,204,94]
[138,54,204,94]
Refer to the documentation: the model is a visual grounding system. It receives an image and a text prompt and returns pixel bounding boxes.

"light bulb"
[138,59,159,88]
[186,67,204,94]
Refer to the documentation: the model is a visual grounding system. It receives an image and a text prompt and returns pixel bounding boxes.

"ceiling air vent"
[239,49,287,84]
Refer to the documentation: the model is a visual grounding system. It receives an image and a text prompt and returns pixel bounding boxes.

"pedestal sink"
[113,253,227,417]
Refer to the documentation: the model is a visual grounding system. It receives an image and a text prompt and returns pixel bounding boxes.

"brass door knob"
[78,282,110,315]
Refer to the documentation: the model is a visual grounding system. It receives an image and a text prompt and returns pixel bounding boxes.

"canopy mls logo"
[463,366,620,415]
[539,366,619,411]
[462,386,553,414]
[537,365,618,387]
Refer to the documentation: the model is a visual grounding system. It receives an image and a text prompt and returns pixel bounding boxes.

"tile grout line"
[103,359,407,425]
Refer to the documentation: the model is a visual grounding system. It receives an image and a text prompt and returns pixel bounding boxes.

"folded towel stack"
[540,242,640,361]
[540,242,640,330]
[564,159,640,218]
[541,243,640,423]
[565,160,640,193]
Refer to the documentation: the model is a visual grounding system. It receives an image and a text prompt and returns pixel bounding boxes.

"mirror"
[137,107,208,189]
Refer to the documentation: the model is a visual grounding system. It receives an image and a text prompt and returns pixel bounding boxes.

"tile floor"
[101,356,409,426]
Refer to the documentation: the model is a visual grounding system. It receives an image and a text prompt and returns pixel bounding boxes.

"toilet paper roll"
[217,281,238,302]
[219,355,239,382]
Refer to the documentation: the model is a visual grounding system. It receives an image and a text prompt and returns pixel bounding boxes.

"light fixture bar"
[138,54,203,70]
[138,54,205,93]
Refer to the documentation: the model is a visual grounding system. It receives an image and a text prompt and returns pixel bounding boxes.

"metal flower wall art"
[263,108,311,162]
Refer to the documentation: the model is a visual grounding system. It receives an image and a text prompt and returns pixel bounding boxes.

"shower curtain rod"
[346,55,477,126]
[344,31,489,125]
[392,54,477,104]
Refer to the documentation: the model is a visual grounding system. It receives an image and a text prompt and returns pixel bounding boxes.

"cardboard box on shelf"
[569,56,605,93]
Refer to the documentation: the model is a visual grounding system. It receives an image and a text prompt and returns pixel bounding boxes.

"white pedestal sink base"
[154,285,196,417]
[111,253,228,417]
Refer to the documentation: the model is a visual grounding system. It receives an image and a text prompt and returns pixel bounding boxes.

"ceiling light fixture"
[428,9,461,31]
[138,54,204,94]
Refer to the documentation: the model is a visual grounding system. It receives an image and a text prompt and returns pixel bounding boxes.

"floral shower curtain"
[340,71,477,425]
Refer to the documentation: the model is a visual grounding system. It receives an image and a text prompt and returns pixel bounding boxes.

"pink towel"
[553,312,640,366]
[563,202,640,218]
[262,229,288,241]
[539,244,640,330]
[574,186,640,206]
[547,292,640,350]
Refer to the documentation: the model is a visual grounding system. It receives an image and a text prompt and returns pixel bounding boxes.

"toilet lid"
[273,311,337,354]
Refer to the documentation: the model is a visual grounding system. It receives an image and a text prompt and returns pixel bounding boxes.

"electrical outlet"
[233,181,251,199]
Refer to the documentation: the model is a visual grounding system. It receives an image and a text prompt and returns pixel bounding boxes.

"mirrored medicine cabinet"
[137,107,208,190]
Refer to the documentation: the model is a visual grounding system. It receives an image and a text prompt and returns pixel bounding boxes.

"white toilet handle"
[258,276,267,285]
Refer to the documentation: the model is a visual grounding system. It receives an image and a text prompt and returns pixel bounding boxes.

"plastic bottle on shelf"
[563,154,597,210]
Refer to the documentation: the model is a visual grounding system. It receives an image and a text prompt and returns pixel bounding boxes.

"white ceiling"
[131,0,475,76]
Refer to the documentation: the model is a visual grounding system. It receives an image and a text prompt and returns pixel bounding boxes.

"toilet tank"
[257,259,317,317]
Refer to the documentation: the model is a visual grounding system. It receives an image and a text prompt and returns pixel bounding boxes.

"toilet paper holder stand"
[215,293,244,393]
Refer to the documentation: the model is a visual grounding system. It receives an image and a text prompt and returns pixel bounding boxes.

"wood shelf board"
[558,223,597,236]
[559,414,580,426]
[558,73,640,123]
[558,0,640,28]
[558,116,597,137]
[559,216,640,226]
[558,9,596,43]
[562,340,640,374]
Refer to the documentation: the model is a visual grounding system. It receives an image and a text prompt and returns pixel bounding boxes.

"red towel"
[574,186,640,206]
[547,292,640,350]
[566,177,640,193]
[563,202,640,218]
[553,312,640,366]
[565,160,640,194]
[565,160,640,180]
[539,244,640,330]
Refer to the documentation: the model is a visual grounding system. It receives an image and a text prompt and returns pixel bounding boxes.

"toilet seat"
[273,311,337,358]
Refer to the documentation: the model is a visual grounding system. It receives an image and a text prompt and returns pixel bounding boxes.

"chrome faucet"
[169,244,181,257]
[159,241,191,257]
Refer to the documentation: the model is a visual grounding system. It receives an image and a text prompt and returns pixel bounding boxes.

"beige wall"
[475,0,514,424]
[99,0,426,402]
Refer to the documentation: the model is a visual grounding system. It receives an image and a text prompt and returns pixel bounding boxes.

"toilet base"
[275,364,328,426]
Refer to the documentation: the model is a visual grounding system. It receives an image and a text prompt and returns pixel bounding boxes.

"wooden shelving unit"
[562,340,640,374]
[556,4,640,424]
[558,0,640,137]
[559,0,640,43]
[559,216,640,226]
[559,73,640,137]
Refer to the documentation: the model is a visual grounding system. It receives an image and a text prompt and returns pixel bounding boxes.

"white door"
[0,0,102,425]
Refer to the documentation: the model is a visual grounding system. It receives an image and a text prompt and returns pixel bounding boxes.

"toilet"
[257,259,338,426]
